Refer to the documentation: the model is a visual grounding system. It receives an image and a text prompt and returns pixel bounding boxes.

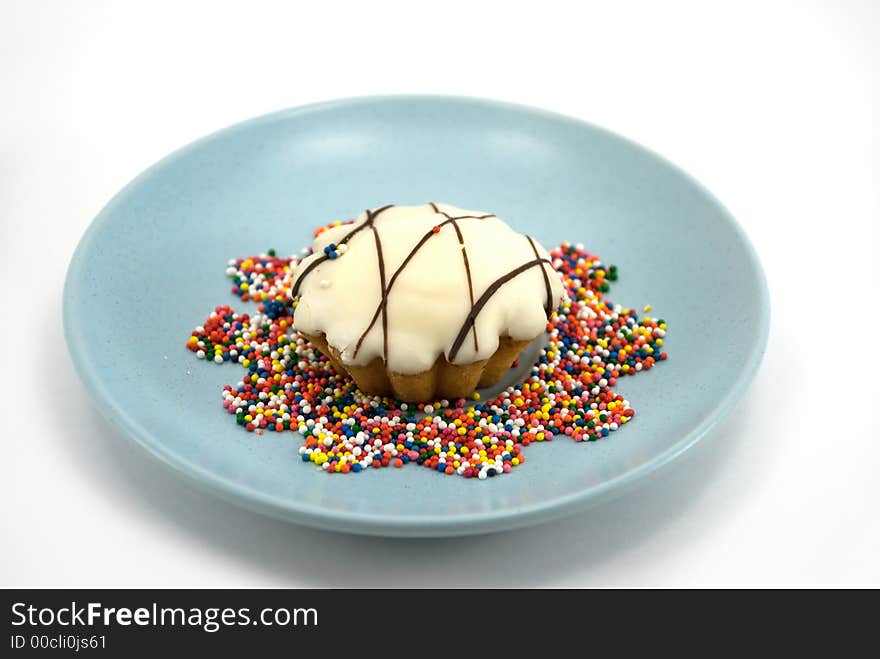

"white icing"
[290,203,564,375]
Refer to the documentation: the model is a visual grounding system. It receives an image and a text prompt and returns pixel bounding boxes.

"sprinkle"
[319,279,331,289]
[322,241,346,260]
[644,304,652,312]
[186,236,668,480]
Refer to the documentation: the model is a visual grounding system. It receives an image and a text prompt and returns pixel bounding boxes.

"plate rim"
[62,94,771,537]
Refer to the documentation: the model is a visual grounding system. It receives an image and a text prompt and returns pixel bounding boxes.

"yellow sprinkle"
[644,304,652,312]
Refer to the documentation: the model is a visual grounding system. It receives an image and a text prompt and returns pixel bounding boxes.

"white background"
[2,0,877,587]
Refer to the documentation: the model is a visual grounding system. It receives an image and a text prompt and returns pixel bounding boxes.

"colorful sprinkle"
[187,231,668,480]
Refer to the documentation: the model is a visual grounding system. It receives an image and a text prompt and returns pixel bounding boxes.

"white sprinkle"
[319,279,331,289]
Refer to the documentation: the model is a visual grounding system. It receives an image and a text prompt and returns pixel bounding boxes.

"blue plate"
[63,96,769,537]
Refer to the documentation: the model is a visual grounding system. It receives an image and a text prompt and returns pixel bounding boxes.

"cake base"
[302,332,530,402]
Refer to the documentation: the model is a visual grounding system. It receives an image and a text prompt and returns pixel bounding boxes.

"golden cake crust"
[303,332,530,401]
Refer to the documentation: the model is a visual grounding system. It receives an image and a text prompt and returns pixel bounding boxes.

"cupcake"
[290,203,564,401]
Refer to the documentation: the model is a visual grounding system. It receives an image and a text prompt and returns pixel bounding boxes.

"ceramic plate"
[63,96,769,537]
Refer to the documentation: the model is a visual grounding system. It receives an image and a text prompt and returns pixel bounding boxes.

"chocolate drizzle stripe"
[289,256,327,299]
[431,201,495,222]
[527,235,554,316]
[290,204,394,298]
[351,203,489,360]
[370,221,389,361]
[447,257,552,362]
[450,220,479,352]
